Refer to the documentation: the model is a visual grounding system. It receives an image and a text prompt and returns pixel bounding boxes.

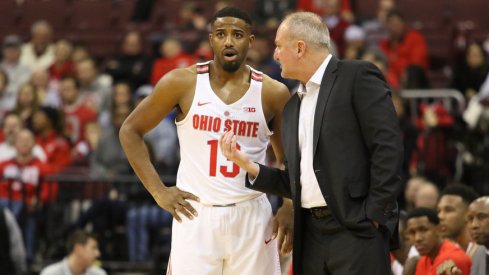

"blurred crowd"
[1,0,489,274]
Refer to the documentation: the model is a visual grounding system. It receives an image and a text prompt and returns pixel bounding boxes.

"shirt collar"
[298,54,332,94]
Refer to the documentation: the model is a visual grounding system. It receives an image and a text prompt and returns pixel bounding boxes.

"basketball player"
[120,7,291,275]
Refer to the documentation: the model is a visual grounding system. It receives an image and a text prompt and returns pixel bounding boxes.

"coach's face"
[274,22,299,81]
[467,201,489,247]
[210,17,254,72]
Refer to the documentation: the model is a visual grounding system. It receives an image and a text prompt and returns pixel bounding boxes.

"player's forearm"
[119,124,167,195]
[241,159,260,178]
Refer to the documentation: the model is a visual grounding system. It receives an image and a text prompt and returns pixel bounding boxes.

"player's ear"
[248,34,255,49]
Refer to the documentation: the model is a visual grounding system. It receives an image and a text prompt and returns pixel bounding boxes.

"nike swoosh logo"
[197,102,211,106]
[264,238,272,245]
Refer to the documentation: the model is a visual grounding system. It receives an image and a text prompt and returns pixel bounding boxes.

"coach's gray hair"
[283,12,330,49]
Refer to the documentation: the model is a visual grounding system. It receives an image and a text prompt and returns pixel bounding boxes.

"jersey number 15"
[207,139,240,178]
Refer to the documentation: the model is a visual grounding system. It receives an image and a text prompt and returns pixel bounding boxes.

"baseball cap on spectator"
[135,85,153,98]
[3,35,22,48]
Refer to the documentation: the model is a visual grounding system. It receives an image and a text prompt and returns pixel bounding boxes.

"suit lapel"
[313,57,338,156]
[283,93,301,194]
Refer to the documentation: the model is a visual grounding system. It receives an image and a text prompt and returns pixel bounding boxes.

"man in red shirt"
[0,128,55,261]
[407,207,471,275]
[379,10,429,85]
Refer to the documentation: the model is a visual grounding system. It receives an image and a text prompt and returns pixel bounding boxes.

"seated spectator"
[98,81,134,129]
[32,106,72,173]
[75,58,111,112]
[343,25,367,60]
[0,129,56,261]
[48,40,75,81]
[104,31,152,91]
[40,229,106,275]
[0,69,10,115]
[379,10,429,85]
[406,207,471,275]
[437,183,486,274]
[30,69,60,108]
[1,35,32,111]
[451,42,489,99]
[413,181,439,209]
[90,104,133,178]
[0,113,46,162]
[0,206,27,275]
[405,176,429,212]
[361,47,399,89]
[150,37,196,86]
[59,76,97,145]
[13,83,39,129]
[467,197,489,274]
[20,20,55,71]
[322,0,351,57]
[362,0,396,47]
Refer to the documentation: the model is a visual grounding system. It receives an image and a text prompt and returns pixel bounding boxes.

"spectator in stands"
[343,25,367,60]
[406,207,471,275]
[1,35,31,111]
[104,31,152,91]
[59,76,97,145]
[379,10,429,85]
[98,81,134,129]
[0,128,56,261]
[252,0,296,29]
[40,229,106,275]
[362,0,396,47]
[0,69,11,115]
[437,183,486,274]
[467,196,489,273]
[297,0,353,22]
[48,39,75,81]
[32,106,72,173]
[0,113,46,162]
[361,47,399,89]
[405,176,429,212]
[20,20,55,71]
[76,58,111,112]
[13,83,39,129]
[451,42,489,99]
[177,2,207,32]
[90,104,133,178]
[71,45,91,64]
[30,69,60,108]
[150,37,196,86]
[0,206,27,275]
[414,181,439,209]
[322,0,351,57]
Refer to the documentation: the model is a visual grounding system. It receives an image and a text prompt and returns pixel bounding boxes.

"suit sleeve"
[353,62,403,225]
[245,162,292,199]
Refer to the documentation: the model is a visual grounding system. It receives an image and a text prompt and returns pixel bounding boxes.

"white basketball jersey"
[175,61,272,205]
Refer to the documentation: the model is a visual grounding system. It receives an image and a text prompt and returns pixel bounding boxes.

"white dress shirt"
[298,54,332,208]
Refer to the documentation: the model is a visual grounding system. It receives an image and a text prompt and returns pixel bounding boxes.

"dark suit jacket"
[246,57,403,275]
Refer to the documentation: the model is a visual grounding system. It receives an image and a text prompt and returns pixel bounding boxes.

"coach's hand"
[273,199,294,255]
[153,186,200,223]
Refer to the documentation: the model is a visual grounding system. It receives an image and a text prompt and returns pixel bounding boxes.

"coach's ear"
[297,40,306,58]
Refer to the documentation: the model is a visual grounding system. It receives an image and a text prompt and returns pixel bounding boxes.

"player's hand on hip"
[153,186,200,223]
[219,131,249,166]
[273,199,294,256]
